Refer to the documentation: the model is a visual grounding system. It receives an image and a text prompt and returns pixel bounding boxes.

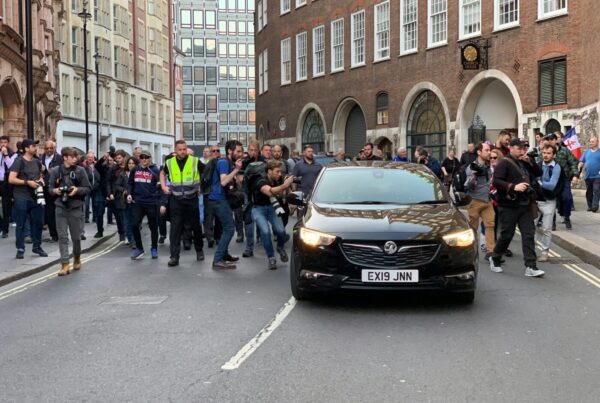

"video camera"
[469,161,488,177]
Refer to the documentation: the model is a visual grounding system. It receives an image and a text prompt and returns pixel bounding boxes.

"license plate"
[361,270,419,283]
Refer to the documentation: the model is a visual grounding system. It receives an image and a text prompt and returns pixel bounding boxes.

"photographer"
[8,139,47,259]
[49,147,91,276]
[490,138,544,277]
[465,142,495,261]
[250,160,294,270]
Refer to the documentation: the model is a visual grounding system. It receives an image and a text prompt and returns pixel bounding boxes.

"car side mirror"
[287,191,306,207]
[453,192,472,207]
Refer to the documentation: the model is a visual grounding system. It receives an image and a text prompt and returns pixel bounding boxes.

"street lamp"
[77,5,92,154]
[93,52,101,156]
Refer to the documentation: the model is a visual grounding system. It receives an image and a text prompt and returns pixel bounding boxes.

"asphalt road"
[1,229,599,402]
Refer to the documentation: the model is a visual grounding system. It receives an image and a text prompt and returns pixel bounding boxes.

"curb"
[0,232,118,288]
[550,232,600,268]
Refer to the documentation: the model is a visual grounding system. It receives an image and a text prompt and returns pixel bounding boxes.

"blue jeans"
[92,191,105,234]
[207,199,235,263]
[251,205,286,258]
[585,178,600,210]
[559,179,573,218]
[13,199,43,251]
[124,204,134,242]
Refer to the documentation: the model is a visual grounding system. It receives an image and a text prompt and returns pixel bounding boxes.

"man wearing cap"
[127,150,161,260]
[8,139,48,259]
[490,138,544,277]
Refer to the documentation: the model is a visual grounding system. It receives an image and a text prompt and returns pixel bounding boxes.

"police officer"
[160,140,205,267]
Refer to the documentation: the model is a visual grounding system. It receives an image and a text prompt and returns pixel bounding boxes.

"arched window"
[544,118,561,135]
[407,90,447,162]
[302,109,325,153]
[376,92,389,125]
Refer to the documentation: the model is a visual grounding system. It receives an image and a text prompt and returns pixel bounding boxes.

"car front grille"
[340,242,440,269]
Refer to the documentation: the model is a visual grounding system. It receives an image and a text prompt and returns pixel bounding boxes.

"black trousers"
[44,190,58,239]
[493,204,537,268]
[131,203,159,251]
[159,212,167,237]
[0,182,12,234]
[169,197,203,259]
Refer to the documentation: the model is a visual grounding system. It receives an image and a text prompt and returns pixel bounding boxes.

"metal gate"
[468,115,486,144]
[345,105,366,158]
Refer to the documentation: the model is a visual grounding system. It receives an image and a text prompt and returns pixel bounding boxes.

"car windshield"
[312,167,447,205]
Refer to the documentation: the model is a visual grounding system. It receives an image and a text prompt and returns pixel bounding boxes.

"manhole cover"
[100,296,168,305]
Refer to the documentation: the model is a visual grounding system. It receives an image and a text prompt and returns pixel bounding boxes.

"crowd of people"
[1,131,599,278]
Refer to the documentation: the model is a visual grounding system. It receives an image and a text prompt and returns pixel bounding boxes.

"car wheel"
[290,252,312,301]
[452,290,475,304]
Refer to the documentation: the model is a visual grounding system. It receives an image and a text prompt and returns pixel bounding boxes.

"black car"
[288,161,478,303]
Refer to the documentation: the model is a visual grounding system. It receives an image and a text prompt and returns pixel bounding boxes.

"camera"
[469,161,488,177]
[270,196,285,217]
[59,185,72,204]
[35,185,45,206]
[285,174,302,185]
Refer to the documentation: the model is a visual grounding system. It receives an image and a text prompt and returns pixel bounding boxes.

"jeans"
[207,199,234,263]
[252,204,286,258]
[92,191,105,234]
[13,199,43,251]
[124,204,134,242]
[585,178,600,210]
[131,203,159,251]
[537,199,557,253]
[493,204,537,268]
[56,206,83,263]
[559,179,573,219]
[84,193,93,221]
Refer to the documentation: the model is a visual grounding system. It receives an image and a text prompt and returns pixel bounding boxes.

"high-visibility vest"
[167,156,201,198]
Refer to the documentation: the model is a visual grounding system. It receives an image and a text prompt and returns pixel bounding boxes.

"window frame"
[351,10,366,68]
[374,1,390,62]
[459,0,481,40]
[296,31,308,82]
[281,0,291,15]
[296,0,307,8]
[312,25,325,77]
[538,0,568,20]
[400,0,418,55]
[538,57,567,107]
[494,0,519,31]
[427,0,448,48]
[331,18,344,73]
[281,38,291,85]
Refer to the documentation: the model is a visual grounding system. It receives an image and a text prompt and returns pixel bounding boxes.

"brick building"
[255,0,600,161]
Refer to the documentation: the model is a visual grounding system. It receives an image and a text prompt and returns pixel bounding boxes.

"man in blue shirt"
[537,144,562,262]
[208,140,243,269]
[579,136,600,212]
[291,145,323,196]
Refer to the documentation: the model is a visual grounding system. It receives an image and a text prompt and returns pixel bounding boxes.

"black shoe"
[242,250,254,258]
[224,254,239,262]
[32,247,48,257]
[16,250,24,259]
[183,243,192,251]
[236,234,244,243]
[94,232,103,238]
[565,220,572,230]
[588,207,594,212]
[80,234,87,240]
[196,250,205,261]
[504,249,513,257]
[85,218,90,223]
[593,207,599,213]
[552,223,557,231]
[208,240,215,248]
[158,236,166,244]
[277,247,289,262]
[2,232,8,238]
[168,258,179,267]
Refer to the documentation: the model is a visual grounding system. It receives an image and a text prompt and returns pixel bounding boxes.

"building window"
[494,0,519,30]
[195,122,206,141]
[220,110,228,124]
[296,32,307,81]
[539,58,566,106]
[249,88,256,103]
[401,0,418,54]
[374,2,390,61]
[183,66,192,84]
[296,0,306,8]
[183,122,193,141]
[281,0,291,14]
[313,25,325,77]
[181,9,191,28]
[229,111,238,125]
[141,98,148,129]
[219,66,228,81]
[239,89,248,103]
[150,101,157,131]
[205,10,216,28]
[229,66,237,80]
[219,43,227,57]
[207,95,218,112]
[239,43,247,57]
[428,0,447,47]
[181,38,192,56]
[183,94,193,113]
[219,88,228,103]
[258,0,267,30]
[228,43,237,57]
[71,27,79,65]
[208,122,218,141]
[259,49,269,94]
[239,110,248,125]
[194,66,205,84]
[376,92,389,125]
[229,88,238,103]
[206,67,218,85]
[459,0,481,39]
[206,39,217,57]
[331,18,344,72]
[193,10,203,28]
[194,95,205,112]
[239,66,247,80]
[351,10,365,67]
[219,0,227,10]
[249,111,256,124]
[538,0,567,20]
[193,38,204,57]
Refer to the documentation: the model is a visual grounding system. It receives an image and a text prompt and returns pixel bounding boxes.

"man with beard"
[358,142,383,161]
[495,130,512,157]
[291,145,323,196]
[260,143,272,161]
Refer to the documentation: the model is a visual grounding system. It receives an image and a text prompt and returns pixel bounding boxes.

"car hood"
[302,202,469,241]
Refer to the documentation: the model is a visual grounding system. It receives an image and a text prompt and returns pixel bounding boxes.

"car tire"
[290,252,312,301]
[452,290,475,304]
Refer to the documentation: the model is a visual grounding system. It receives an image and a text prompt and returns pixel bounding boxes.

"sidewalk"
[0,220,118,287]
[549,190,600,268]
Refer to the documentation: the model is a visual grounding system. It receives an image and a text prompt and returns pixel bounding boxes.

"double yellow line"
[0,240,123,301]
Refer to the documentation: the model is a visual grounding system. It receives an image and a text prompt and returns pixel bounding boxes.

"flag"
[563,127,582,159]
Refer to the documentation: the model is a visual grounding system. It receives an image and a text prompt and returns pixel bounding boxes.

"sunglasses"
[140,155,151,159]
[490,156,498,160]
[211,150,220,153]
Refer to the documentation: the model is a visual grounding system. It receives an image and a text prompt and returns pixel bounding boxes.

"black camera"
[285,174,302,184]
[59,185,72,203]
[469,161,488,177]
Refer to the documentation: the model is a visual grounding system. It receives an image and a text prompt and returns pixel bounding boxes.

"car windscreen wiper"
[413,200,447,204]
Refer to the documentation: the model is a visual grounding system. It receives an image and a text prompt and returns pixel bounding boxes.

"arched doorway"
[345,105,366,157]
[301,109,325,153]
[375,137,393,160]
[406,90,447,162]
[544,119,561,135]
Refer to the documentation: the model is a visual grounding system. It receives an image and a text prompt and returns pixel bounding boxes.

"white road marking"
[221,297,297,370]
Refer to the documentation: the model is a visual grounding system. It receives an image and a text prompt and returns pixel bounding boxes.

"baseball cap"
[509,138,526,147]
[544,133,557,140]
[21,139,39,148]
[139,150,152,158]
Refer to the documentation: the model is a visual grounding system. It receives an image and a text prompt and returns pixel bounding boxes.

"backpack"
[243,161,267,202]
[452,164,469,193]
[200,158,218,195]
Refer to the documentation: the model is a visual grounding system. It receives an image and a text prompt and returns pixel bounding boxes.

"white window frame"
[257,1,263,30]
[281,38,291,85]
[261,49,269,94]
[400,0,418,55]
[263,0,268,27]
[281,0,291,15]
[296,0,306,8]
[351,10,365,68]
[427,0,447,48]
[459,0,481,40]
[313,25,325,77]
[494,0,519,31]
[331,18,344,72]
[296,31,307,81]
[374,1,390,61]
[538,0,568,20]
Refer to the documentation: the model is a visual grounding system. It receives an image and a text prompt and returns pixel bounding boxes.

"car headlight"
[300,228,336,247]
[443,229,475,247]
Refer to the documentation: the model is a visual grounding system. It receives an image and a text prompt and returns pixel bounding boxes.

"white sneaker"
[489,258,503,273]
[525,267,545,277]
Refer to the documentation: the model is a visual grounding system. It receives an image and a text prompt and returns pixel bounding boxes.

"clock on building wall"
[461,43,481,70]
[278,116,287,133]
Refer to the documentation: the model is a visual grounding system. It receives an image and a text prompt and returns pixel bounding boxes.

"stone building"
[255,0,600,161]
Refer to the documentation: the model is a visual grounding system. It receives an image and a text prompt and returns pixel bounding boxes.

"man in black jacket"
[40,140,63,242]
[490,138,544,277]
[106,150,129,242]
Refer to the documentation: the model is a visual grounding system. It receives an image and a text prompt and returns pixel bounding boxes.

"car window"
[312,167,446,204]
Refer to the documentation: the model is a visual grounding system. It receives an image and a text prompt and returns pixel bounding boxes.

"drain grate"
[100,296,168,305]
